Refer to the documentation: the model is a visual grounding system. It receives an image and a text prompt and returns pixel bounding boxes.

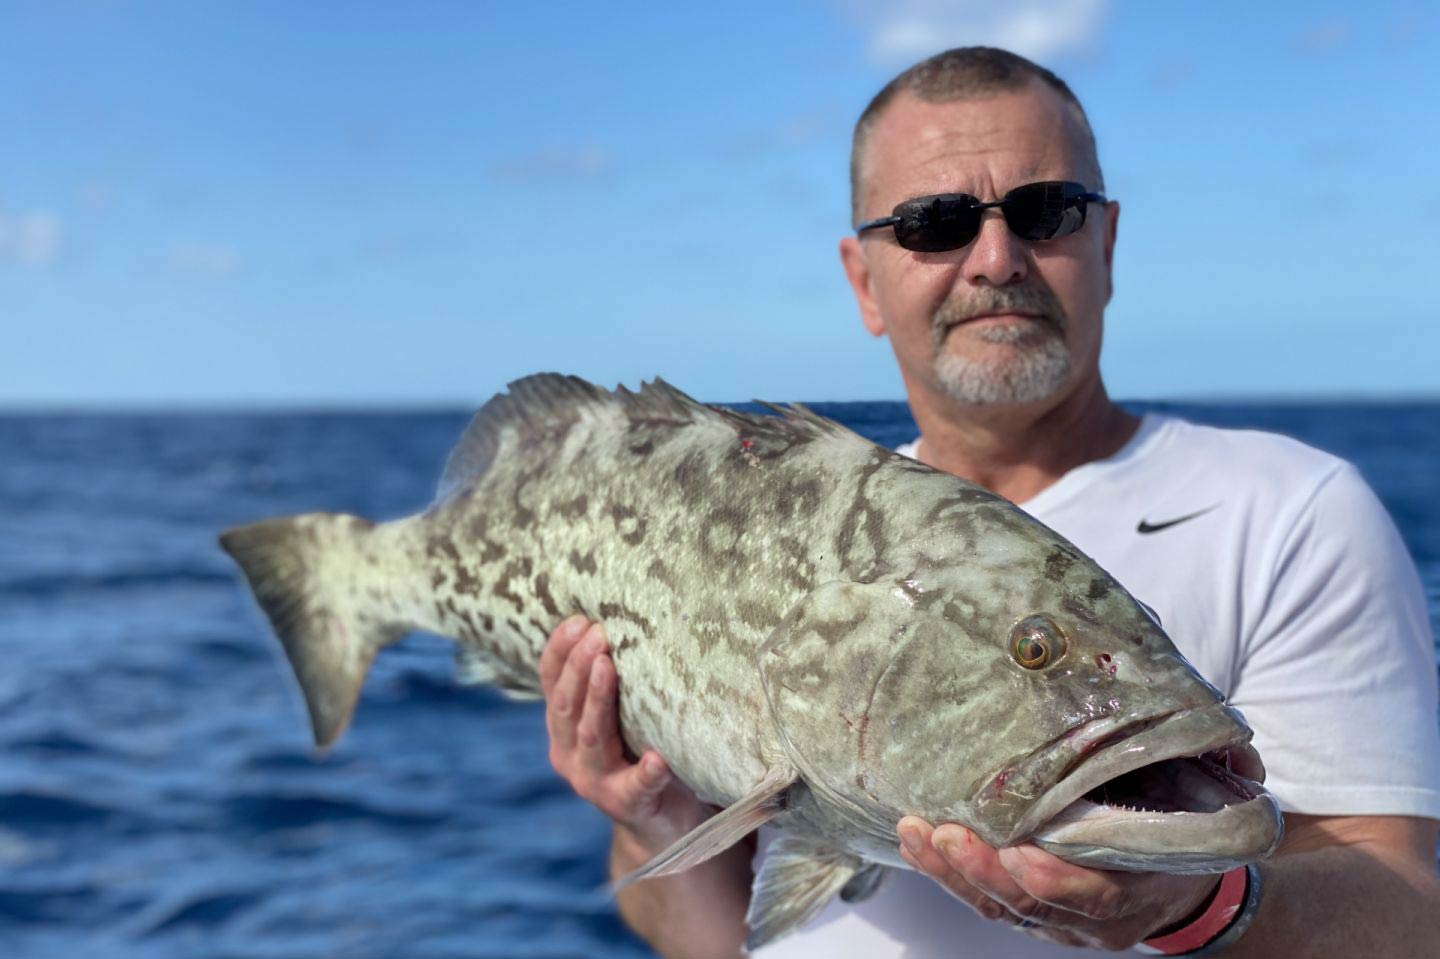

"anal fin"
[615,764,796,889]
[455,645,542,700]
[746,835,874,950]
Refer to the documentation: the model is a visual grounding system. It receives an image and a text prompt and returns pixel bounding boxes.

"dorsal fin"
[436,373,851,501]
[437,373,614,500]
[748,399,841,433]
[612,377,709,423]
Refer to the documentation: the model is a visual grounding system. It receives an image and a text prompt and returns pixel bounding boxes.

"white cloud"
[487,145,612,182]
[168,242,242,277]
[0,209,63,267]
[847,0,1110,66]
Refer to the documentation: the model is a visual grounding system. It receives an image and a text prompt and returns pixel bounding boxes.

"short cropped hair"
[850,46,1103,220]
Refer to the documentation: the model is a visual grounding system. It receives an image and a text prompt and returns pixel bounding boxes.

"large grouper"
[220,374,1283,948]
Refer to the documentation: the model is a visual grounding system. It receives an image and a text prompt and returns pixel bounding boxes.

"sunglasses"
[855,180,1107,253]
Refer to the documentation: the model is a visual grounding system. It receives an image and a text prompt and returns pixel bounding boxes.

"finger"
[901,849,1009,923]
[539,615,591,694]
[607,749,675,813]
[546,623,607,751]
[996,844,1132,921]
[898,817,946,876]
[898,818,1010,922]
[577,652,621,772]
[931,825,1040,919]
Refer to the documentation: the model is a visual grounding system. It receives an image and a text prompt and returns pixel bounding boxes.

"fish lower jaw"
[1029,790,1283,874]
[1027,753,1284,874]
[1005,706,1265,839]
[995,705,1285,872]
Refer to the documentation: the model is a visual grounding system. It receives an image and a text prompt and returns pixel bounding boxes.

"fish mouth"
[997,706,1283,873]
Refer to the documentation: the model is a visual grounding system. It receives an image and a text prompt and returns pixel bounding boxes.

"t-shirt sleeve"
[1228,462,1440,818]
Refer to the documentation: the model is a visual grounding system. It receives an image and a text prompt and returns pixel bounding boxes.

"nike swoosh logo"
[1136,505,1220,535]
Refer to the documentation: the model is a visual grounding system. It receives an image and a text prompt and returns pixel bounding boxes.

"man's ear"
[839,236,886,337]
[1101,199,1119,304]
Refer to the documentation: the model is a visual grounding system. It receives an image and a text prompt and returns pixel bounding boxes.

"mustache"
[931,285,1068,336]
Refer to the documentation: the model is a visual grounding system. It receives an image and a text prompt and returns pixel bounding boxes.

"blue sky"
[3,1,1437,407]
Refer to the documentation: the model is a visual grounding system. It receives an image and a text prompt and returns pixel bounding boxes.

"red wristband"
[1138,866,1248,956]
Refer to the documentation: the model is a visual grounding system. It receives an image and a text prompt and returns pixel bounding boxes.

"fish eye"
[1010,615,1066,670]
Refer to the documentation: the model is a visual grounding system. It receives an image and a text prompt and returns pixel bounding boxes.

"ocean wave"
[371,667,521,710]
[0,566,236,597]
[0,789,125,827]
[136,888,262,937]
[0,882,104,925]
[8,729,103,757]
[223,792,449,831]
[238,749,355,774]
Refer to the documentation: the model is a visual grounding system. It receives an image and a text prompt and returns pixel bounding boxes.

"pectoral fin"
[746,835,876,949]
[615,764,797,890]
[839,862,886,903]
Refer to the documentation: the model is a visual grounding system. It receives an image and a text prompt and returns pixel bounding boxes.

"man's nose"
[961,209,1028,287]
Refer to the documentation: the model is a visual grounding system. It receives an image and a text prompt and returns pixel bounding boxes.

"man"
[539,47,1440,956]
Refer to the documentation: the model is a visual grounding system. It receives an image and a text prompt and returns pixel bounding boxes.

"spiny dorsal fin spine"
[436,373,852,502]
[437,373,612,500]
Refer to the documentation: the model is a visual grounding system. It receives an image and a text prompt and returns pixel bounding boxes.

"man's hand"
[539,615,709,852]
[540,617,754,958]
[896,816,1220,951]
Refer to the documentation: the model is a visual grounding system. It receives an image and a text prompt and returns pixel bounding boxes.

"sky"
[3,0,1437,407]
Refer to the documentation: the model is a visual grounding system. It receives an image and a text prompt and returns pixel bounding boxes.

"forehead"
[861,83,1088,210]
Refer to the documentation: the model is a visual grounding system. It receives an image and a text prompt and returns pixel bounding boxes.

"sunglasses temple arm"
[854,215,901,235]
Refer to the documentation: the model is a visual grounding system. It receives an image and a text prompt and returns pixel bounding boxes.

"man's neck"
[906,374,1139,504]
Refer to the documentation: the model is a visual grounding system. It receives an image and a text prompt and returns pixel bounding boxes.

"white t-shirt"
[755,413,1440,958]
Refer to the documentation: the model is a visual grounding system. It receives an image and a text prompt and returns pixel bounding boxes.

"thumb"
[616,751,673,811]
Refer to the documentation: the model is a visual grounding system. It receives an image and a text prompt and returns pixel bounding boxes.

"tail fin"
[219,513,404,749]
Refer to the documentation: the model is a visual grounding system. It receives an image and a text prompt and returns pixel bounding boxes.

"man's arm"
[540,617,752,958]
[1216,813,1440,958]
[899,811,1440,956]
[609,816,755,957]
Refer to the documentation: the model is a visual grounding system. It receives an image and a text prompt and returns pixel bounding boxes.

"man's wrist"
[1144,873,1226,941]
[1136,865,1262,957]
[611,812,711,877]
[611,822,669,874]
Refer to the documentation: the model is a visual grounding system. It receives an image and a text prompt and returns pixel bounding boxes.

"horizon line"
[3,391,1439,416]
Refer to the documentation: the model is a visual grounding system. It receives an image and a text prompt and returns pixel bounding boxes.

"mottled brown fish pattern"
[220,374,1282,949]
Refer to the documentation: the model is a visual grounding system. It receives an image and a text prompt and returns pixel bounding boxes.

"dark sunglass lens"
[894,195,981,252]
[1004,182,1086,240]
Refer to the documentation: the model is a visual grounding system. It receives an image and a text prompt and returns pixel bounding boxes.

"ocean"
[1,400,1437,959]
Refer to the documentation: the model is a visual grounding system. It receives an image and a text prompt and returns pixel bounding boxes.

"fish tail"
[219,513,406,749]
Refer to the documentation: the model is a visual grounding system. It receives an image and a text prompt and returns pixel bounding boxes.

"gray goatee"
[931,285,1072,406]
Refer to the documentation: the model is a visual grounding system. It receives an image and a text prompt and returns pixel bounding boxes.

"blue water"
[1,401,1437,959]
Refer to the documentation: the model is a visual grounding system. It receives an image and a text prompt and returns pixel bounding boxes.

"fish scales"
[220,373,1283,949]
[384,382,948,806]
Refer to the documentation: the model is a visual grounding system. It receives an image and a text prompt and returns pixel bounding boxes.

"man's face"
[840,82,1119,410]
